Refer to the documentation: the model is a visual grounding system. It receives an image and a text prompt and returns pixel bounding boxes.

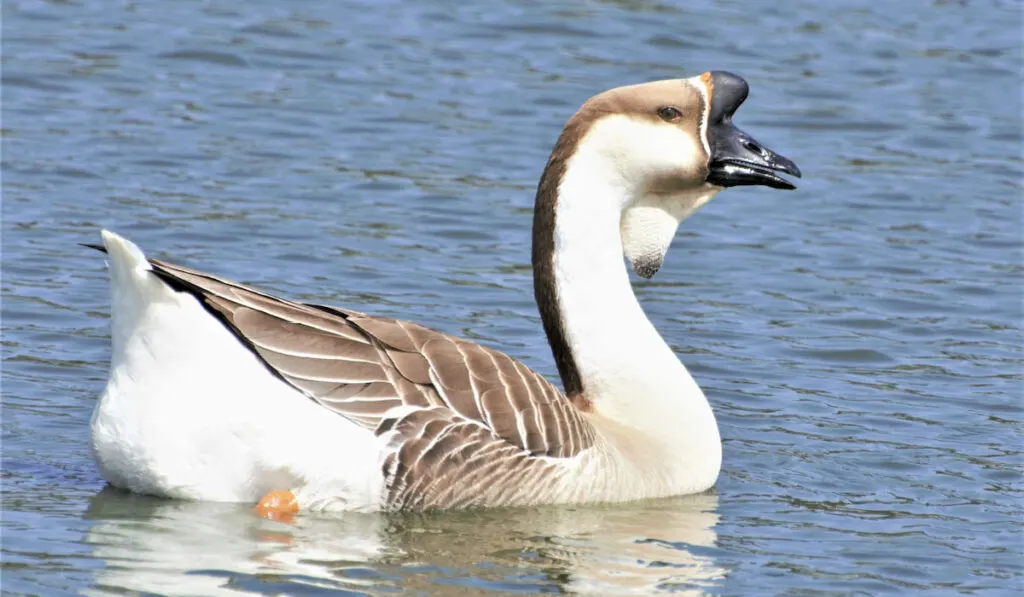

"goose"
[89,71,800,514]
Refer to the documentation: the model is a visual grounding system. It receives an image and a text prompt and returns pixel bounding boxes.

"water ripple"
[2,0,1021,595]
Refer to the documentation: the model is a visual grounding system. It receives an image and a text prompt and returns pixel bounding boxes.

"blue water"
[2,0,1021,595]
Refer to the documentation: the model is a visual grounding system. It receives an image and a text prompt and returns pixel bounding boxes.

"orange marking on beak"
[700,72,714,99]
[254,489,298,523]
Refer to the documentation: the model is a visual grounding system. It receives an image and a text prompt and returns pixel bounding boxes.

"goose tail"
[93,230,179,363]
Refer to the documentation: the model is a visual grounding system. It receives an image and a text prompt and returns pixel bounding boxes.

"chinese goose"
[89,71,800,514]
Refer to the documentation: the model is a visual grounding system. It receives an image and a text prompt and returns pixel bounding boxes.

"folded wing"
[148,259,597,508]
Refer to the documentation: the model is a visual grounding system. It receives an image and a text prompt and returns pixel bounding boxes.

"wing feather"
[147,256,596,509]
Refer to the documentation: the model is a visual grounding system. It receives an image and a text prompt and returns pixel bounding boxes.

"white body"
[90,75,746,510]
[91,232,385,511]
[92,196,722,510]
[552,116,722,495]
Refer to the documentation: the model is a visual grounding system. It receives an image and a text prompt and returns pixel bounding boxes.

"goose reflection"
[83,488,724,596]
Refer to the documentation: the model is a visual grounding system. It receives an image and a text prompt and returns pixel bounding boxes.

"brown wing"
[377,406,569,510]
[148,258,596,464]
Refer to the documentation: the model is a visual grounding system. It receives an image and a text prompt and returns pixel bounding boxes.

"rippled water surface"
[3,0,1021,595]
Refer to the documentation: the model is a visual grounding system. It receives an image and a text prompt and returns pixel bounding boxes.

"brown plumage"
[147,258,597,510]
[88,73,792,510]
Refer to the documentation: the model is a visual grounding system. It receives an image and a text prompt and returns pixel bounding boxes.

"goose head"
[555,71,801,278]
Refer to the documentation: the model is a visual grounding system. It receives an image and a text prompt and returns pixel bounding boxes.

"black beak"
[703,71,802,190]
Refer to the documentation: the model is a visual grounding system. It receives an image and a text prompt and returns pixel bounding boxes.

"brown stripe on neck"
[531,106,602,399]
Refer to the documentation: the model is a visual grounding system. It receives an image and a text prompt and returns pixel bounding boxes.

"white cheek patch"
[581,115,707,189]
[621,203,681,278]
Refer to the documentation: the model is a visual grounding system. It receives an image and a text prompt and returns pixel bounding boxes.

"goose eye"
[657,106,682,122]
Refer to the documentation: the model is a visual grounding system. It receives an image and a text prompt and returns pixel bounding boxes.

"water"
[2,0,1021,594]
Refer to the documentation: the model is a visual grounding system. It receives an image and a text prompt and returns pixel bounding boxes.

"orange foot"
[254,489,299,523]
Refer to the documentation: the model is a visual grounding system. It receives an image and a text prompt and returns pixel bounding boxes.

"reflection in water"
[83,488,723,595]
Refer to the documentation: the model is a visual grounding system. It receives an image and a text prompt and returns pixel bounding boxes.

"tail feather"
[101,229,150,273]
[89,229,382,505]
[98,230,175,361]
[81,242,107,253]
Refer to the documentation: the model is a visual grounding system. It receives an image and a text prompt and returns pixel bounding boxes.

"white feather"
[552,115,722,494]
[91,231,383,510]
